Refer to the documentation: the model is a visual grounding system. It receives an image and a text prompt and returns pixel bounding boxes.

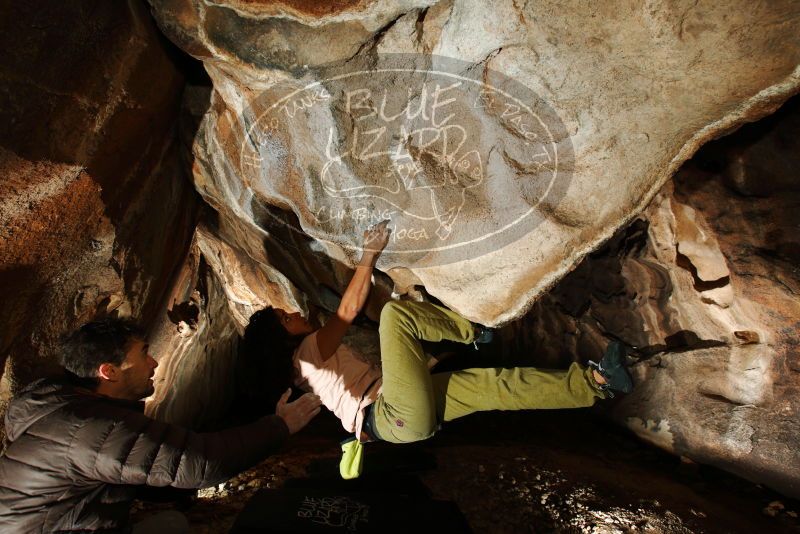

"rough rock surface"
[2,1,798,524]
[501,99,800,497]
[148,0,800,324]
[142,0,800,497]
[0,0,198,427]
[145,229,243,429]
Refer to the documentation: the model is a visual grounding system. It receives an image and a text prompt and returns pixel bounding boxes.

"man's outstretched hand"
[275,389,322,434]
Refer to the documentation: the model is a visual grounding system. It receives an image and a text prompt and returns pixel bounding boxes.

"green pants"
[371,300,607,443]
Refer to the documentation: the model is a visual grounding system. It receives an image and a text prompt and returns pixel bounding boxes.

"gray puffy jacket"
[0,378,288,532]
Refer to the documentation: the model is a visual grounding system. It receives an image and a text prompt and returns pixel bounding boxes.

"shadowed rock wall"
[0,0,198,428]
[499,99,800,496]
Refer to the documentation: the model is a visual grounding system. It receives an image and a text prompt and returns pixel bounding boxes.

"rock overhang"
[148,0,800,325]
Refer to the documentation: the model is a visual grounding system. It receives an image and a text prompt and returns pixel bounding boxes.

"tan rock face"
[0,0,197,423]
[143,0,800,494]
[1,0,795,503]
[145,233,243,429]
[499,100,800,497]
[148,0,800,324]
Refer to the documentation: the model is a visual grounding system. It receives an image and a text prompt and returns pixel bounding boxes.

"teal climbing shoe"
[589,340,633,395]
[472,324,495,350]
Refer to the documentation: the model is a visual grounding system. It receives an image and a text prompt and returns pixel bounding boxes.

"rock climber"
[246,221,633,478]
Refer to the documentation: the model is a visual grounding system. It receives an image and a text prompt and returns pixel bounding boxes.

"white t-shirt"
[293,332,383,436]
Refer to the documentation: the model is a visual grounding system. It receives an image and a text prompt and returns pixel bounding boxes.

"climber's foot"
[589,340,633,396]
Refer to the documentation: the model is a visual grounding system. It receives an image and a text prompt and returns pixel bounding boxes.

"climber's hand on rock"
[275,389,321,434]
[362,220,391,259]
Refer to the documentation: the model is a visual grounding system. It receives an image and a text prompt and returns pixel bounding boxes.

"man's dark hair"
[61,318,145,388]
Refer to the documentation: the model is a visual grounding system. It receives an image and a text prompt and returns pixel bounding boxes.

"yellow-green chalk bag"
[339,436,364,480]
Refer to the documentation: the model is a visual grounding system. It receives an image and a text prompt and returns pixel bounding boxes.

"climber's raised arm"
[316,221,391,360]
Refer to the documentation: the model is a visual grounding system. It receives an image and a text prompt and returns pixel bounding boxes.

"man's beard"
[133,379,155,400]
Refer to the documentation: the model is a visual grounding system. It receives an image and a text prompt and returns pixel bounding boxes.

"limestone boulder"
[501,100,800,497]
[143,0,800,497]
[148,0,800,324]
[145,230,242,429]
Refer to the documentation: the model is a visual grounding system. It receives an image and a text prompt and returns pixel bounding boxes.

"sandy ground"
[133,408,799,533]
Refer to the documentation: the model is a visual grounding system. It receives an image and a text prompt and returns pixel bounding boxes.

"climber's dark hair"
[61,318,145,389]
[239,307,303,411]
